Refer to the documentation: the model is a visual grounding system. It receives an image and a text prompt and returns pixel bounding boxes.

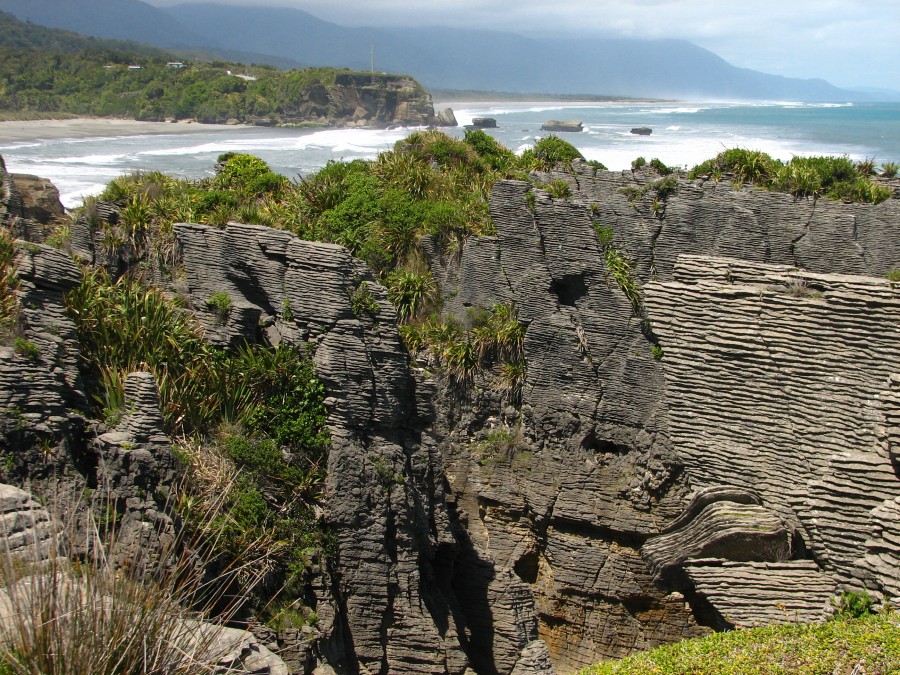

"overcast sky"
[146,0,900,91]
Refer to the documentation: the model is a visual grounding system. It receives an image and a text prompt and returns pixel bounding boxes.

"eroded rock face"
[425,169,900,672]
[4,156,900,674]
[174,222,472,675]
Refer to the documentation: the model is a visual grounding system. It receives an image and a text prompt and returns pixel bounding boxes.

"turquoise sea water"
[1,100,898,207]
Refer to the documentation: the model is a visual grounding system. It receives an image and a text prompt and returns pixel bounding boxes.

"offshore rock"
[541,120,583,132]
[438,107,459,126]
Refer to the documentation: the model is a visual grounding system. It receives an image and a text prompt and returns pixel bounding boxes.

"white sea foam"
[40,153,131,165]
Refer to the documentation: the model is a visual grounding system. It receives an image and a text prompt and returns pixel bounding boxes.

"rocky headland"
[1,150,898,674]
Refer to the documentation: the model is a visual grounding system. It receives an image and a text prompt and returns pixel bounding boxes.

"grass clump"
[399,303,525,390]
[581,613,900,675]
[349,281,380,319]
[384,269,437,322]
[12,338,39,362]
[0,493,264,675]
[543,179,573,199]
[593,223,642,316]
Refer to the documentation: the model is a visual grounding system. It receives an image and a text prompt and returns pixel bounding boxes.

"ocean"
[2,100,899,208]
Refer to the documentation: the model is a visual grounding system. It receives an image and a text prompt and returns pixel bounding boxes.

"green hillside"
[0,12,421,124]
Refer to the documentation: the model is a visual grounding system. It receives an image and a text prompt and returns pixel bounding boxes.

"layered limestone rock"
[0,484,55,562]
[644,257,900,596]
[4,157,900,674]
[424,170,900,672]
[1,240,87,483]
[174,222,472,675]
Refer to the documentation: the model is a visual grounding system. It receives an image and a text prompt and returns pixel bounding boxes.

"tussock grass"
[0,227,19,341]
[581,614,900,675]
[0,491,266,675]
[399,303,525,389]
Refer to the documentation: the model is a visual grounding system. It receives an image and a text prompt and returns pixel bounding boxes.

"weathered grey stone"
[684,560,835,629]
[0,484,55,562]
[175,221,471,674]
[511,640,555,675]
[642,501,793,585]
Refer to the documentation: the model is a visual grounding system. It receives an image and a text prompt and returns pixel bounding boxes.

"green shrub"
[688,149,891,205]
[831,590,876,620]
[544,179,572,199]
[13,338,39,361]
[522,135,585,171]
[887,269,900,282]
[651,176,679,200]
[687,148,777,185]
[463,128,515,171]
[350,281,380,319]
[618,185,646,203]
[649,158,672,175]
[631,156,647,171]
[206,291,233,318]
[581,612,900,675]
[881,162,898,178]
[66,269,329,445]
[215,152,287,197]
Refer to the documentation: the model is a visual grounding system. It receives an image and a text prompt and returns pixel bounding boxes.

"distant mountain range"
[0,0,883,101]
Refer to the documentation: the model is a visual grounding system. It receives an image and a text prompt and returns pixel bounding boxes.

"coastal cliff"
[1,153,899,674]
[424,166,900,672]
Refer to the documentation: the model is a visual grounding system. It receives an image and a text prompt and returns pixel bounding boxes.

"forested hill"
[0,12,441,127]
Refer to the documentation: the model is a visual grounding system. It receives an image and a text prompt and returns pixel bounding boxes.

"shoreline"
[0,117,248,144]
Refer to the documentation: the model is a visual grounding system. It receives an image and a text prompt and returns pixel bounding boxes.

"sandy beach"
[0,117,244,144]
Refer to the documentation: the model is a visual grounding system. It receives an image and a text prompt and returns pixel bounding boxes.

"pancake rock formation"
[1,151,900,674]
